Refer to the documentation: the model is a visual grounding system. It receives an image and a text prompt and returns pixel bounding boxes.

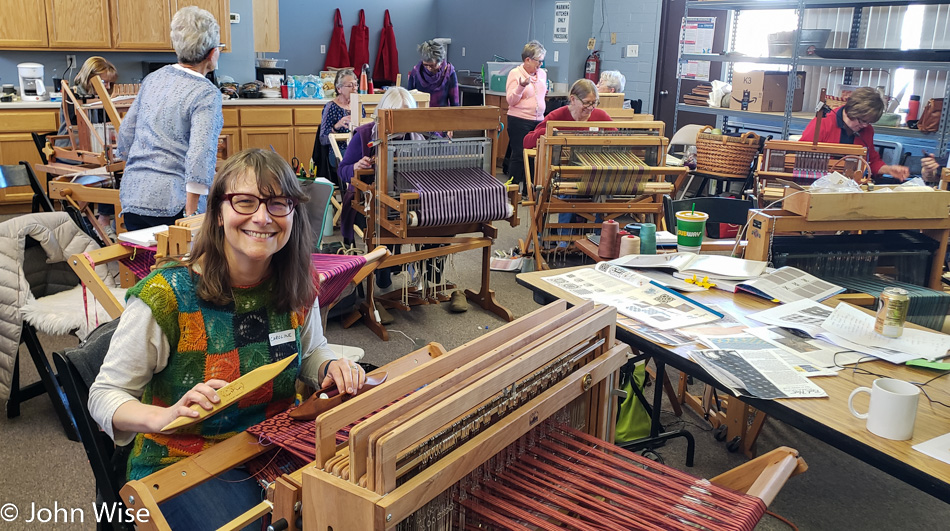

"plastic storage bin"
[486,61,521,92]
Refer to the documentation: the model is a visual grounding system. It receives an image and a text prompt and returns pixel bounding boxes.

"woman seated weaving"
[89,149,365,530]
[800,87,910,182]
[524,79,613,248]
[338,87,469,319]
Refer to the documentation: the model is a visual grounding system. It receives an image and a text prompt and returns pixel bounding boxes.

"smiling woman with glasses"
[407,39,460,108]
[89,149,365,530]
[799,86,910,182]
[314,68,364,182]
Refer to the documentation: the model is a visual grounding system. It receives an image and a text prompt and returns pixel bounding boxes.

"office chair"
[53,319,133,531]
[663,195,755,243]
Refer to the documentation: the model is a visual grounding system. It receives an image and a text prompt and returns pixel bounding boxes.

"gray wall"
[0,0,659,103]
[436,0,596,86]
[276,0,437,80]
[593,0,662,111]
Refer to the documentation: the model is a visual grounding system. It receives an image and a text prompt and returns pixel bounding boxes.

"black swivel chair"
[663,196,756,239]
[53,319,133,531]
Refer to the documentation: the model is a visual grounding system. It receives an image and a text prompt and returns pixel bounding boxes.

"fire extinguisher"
[585,51,601,82]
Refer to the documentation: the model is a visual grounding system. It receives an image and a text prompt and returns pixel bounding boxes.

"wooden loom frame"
[117,301,804,531]
[525,120,687,270]
[348,106,521,340]
[754,139,868,203]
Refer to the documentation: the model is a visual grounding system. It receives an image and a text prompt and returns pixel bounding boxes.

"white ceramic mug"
[848,378,920,441]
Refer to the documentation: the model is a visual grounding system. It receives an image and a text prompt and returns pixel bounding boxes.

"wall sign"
[554,2,570,43]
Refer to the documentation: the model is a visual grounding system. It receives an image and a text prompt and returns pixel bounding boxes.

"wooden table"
[517,265,950,503]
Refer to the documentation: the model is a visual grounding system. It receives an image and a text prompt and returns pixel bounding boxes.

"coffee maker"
[18,62,48,101]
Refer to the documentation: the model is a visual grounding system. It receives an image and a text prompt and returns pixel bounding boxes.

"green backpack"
[615,361,652,443]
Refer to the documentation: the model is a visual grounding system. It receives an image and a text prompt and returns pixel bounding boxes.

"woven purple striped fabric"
[118,243,157,279]
[399,168,509,227]
[311,253,367,308]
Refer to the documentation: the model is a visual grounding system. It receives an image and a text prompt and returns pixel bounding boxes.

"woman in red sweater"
[523,79,613,149]
[799,87,909,181]
[524,79,613,248]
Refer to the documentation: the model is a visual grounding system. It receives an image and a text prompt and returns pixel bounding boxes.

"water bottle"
[285,76,295,99]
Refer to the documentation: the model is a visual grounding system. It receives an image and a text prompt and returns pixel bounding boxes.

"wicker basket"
[695,126,761,178]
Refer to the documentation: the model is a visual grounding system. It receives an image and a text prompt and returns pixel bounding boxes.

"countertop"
[0,98,336,110]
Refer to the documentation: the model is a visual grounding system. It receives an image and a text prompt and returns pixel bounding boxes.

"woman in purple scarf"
[407,39,460,108]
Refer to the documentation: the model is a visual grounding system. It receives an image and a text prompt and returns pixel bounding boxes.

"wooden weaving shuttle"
[289,372,389,421]
[161,354,297,432]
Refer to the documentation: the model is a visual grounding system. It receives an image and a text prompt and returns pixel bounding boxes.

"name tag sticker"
[269,329,296,346]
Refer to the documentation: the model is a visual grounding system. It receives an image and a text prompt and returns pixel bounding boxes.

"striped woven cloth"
[311,253,367,307]
[400,168,509,227]
[568,150,650,195]
[118,243,157,279]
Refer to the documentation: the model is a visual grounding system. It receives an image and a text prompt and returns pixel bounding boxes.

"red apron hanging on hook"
[349,9,370,73]
[372,9,399,87]
[324,8,350,69]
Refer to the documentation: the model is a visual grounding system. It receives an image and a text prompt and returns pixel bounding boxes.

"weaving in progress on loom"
[754,139,868,203]
[114,301,803,530]
[348,106,520,340]
[525,120,687,269]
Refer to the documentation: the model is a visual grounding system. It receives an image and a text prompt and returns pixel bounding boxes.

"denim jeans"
[159,468,264,530]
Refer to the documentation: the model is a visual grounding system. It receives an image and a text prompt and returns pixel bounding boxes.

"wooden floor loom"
[525,120,687,270]
[348,106,521,340]
[754,140,868,203]
[119,301,804,530]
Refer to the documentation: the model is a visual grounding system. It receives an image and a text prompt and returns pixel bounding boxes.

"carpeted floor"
[1,205,949,530]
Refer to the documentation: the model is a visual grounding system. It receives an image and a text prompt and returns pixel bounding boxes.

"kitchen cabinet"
[241,127,293,162]
[673,0,950,156]
[111,0,173,49]
[0,0,229,51]
[46,0,111,49]
[218,126,239,158]
[177,0,231,52]
[253,0,279,53]
[0,0,49,48]
[0,108,58,212]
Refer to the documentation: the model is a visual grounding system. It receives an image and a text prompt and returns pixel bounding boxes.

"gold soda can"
[874,287,909,338]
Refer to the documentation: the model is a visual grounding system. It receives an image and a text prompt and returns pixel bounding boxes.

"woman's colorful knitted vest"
[126,266,303,480]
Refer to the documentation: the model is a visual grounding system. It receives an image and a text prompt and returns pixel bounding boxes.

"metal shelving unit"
[675,0,950,155]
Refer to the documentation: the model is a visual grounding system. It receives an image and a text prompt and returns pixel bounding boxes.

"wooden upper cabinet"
[46,0,111,48]
[0,0,49,47]
[176,0,230,51]
[111,0,173,49]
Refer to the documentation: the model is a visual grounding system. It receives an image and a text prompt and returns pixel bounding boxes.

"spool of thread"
[598,220,621,259]
[619,235,641,256]
[908,95,921,122]
[639,223,657,255]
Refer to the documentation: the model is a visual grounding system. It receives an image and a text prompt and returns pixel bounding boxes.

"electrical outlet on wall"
[66,55,76,70]
[626,44,639,58]
[553,51,559,62]
[320,45,326,54]
[462,47,466,57]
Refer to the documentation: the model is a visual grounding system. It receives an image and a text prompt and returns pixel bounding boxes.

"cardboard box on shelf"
[729,71,806,113]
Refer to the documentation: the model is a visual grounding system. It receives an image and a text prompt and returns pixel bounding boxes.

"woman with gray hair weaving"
[597,70,632,109]
[117,6,224,231]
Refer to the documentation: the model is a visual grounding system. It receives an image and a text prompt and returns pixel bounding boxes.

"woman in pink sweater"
[505,40,548,192]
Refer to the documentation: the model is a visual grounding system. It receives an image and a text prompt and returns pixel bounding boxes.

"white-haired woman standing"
[505,40,547,193]
[118,6,224,231]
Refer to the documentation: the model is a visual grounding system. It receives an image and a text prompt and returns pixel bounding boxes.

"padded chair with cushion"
[53,319,133,531]
[0,213,121,441]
